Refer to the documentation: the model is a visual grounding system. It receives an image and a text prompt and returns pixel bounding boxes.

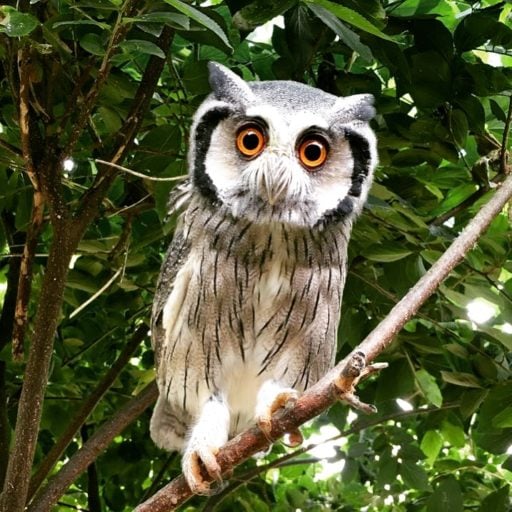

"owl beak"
[261,174,286,205]
[257,156,291,205]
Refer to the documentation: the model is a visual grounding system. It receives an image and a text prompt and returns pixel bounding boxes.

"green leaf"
[449,109,468,148]
[460,389,488,419]
[400,459,430,491]
[120,40,166,59]
[478,326,512,351]
[415,369,443,407]
[79,33,105,56]
[52,19,110,30]
[478,486,511,512]
[420,430,443,465]
[163,0,232,51]
[376,449,398,487]
[232,0,297,31]
[430,184,478,217]
[303,0,394,41]
[492,407,512,429]
[0,7,39,37]
[363,243,413,263]
[490,99,507,123]
[427,477,463,512]
[441,419,465,447]
[441,371,482,388]
[307,4,372,61]
[125,12,190,29]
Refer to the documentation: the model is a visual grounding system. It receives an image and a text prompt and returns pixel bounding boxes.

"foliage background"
[0,0,511,510]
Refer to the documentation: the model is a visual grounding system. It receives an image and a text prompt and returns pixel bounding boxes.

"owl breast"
[157,197,347,439]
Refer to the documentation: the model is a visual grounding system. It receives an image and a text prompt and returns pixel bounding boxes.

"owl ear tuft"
[207,62,255,105]
[332,93,376,123]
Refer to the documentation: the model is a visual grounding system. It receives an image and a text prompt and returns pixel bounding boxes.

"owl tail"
[150,394,190,453]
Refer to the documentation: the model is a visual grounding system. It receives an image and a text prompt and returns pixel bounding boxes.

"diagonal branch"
[133,171,512,512]
[202,403,460,512]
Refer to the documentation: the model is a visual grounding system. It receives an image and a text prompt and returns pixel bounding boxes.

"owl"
[150,62,377,494]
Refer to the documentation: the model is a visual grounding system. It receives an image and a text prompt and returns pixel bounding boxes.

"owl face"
[188,63,377,228]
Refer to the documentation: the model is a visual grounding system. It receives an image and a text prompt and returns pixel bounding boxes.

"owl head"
[188,62,377,228]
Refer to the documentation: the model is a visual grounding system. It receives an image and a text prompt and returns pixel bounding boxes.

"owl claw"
[257,389,299,442]
[284,428,303,447]
[182,445,222,495]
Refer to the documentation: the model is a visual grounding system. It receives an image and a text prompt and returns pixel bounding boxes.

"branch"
[202,403,460,512]
[500,96,512,174]
[0,213,25,487]
[27,382,158,512]
[80,426,101,512]
[27,325,148,500]
[11,189,45,359]
[0,222,75,512]
[134,172,512,512]
[0,138,22,158]
[12,47,48,358]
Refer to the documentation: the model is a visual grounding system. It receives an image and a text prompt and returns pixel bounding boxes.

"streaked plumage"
[150,62,377,493]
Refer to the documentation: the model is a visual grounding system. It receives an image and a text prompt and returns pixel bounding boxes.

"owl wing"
[151,222,191,369]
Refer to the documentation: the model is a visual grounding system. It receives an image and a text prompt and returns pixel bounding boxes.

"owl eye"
[298,136,329,170]
[236,124,266,158]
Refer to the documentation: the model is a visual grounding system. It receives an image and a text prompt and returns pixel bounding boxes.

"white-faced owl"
[150,62,377,494]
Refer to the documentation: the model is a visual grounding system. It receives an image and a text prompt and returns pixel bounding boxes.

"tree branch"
[11,189,45,359]
[0,213,25,487]
[500,96,512,174]
[12,46,48,358]
[202,403,460,512]
[80,425,102,512]
[0,220,75,512]
[28,382,158,512]
[133,171,512,512]
[28,324,148,500]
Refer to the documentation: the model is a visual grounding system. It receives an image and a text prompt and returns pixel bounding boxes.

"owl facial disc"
[188,62,377,227]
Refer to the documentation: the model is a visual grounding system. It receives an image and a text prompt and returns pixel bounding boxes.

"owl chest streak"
[161,218,346,417]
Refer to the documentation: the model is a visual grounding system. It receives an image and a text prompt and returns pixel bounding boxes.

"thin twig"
[69,268,122,319]
[0,138,22,157]
[95,159,187,182]
[500,96,512,174]
[134,172,512,512]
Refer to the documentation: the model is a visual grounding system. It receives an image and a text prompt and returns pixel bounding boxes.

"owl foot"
[182,444,223,495]
[181,395,230,495]
[284,428,303,447]
[335,352,388,414]
[256,388,299,442]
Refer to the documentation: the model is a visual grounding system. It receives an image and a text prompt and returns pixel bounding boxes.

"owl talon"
[182,446,223,495]
[257,389,299,441]
[284,428,303,447]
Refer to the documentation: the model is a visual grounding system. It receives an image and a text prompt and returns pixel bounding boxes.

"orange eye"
[298,137,328,170]
[236,125,266,158]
